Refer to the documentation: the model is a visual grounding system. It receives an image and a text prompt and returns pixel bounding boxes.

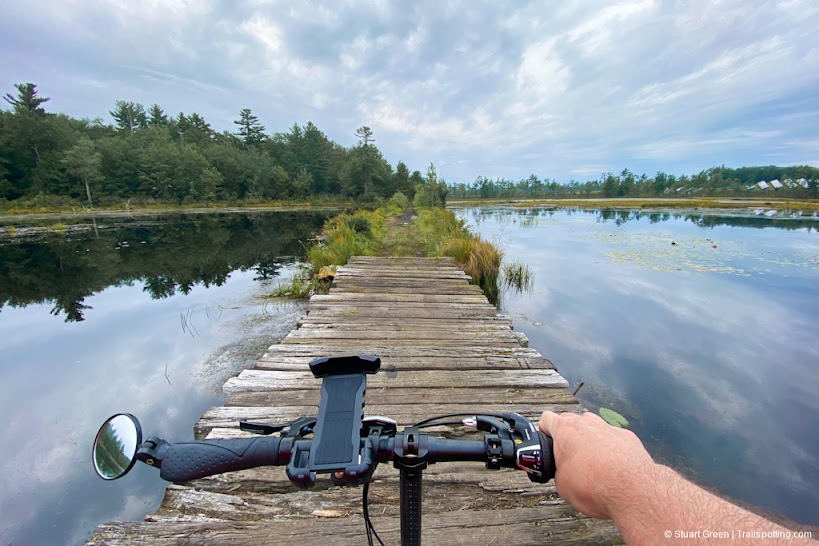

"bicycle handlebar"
[141,424,553,484]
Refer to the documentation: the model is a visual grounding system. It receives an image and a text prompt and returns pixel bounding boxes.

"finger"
[538,410,559,437]
[581,411,606,424]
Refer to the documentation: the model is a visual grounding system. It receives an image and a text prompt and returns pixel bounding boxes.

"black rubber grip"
[539,431,556,481]
[159,437,281,482]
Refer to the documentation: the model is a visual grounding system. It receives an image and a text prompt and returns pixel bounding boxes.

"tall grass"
[306,192,409,273]
[414,207,503,302]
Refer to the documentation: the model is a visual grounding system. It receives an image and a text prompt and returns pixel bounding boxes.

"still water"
[457,207,819,526]
[0,211,330,545]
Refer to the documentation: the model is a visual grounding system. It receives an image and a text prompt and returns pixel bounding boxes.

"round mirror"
[92,413,142,480]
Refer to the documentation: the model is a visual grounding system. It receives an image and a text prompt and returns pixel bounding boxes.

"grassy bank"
[0,197,352,221]
[270,193,507,301]
[449,197,819,212]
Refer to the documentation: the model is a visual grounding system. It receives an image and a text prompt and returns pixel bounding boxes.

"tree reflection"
[0,211,329,321]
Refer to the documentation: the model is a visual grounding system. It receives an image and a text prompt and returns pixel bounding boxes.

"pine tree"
[110,101,147,133]
[3,83,50,115]
[233,108,266,145]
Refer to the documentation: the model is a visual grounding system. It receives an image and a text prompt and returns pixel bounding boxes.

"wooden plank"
[311,293,491,304]
[284,329,519,342]
[88,506,620,545]
[331,285,483,295]
[254,354,550,371]
[262,344,542,358]
[296,318,513,329]
[226,386,577,407]
[223,369,569,393]
[305,307,511,320]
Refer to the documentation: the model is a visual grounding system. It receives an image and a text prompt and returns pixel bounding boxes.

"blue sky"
[2,0,818,183]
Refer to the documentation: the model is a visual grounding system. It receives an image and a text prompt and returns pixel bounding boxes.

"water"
[458,207,819,526]
[0,210,331,545]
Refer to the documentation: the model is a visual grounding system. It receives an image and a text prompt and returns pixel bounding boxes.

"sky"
[2,0,818,183]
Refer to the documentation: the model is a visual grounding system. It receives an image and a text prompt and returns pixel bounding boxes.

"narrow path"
[89,257,621,545]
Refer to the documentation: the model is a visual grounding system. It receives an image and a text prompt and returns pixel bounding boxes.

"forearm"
[610,464,815,545]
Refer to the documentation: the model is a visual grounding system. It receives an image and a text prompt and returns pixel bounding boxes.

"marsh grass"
[268,271,331,298]
[306,192,410,273]
[502,261,534,293]
[414,207,504,303]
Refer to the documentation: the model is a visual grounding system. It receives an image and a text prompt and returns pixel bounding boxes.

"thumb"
[538,410,559,438]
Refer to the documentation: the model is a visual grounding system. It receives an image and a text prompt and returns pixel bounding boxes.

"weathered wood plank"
[88,506,620,545]
[225,386,576,408]
[284,328,519,342]
[255,354,551,372]
[331,285,484,295]
[305,308,511,321]
[262,343,542,358]
[223,369,569,393]
[313,292,488,301]
[296,320,513,332]
[298,314,512,325]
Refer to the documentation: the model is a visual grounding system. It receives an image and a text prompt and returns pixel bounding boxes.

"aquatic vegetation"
[599,407,630,428]
[502,261,534,293]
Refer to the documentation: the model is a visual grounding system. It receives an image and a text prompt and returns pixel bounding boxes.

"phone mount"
[286,354,380,488]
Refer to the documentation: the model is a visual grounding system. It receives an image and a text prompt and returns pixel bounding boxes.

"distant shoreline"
[449,197,819,214]
[0,202,349,225]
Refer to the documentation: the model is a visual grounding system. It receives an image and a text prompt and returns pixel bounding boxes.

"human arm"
[538,410,816,545]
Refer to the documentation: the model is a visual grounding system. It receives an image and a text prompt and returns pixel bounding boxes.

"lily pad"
[599,407,629,428]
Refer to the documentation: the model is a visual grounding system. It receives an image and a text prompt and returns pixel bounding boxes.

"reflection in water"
[472,206,819,231]
[457,206,819,526]
[0,211,328,321]
[0,210,329,545]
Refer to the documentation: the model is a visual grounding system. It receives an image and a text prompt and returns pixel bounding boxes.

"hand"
[538,410,656,519]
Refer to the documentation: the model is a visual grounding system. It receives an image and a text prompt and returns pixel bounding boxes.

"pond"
[457,206,819,526]
[0,210,332,545]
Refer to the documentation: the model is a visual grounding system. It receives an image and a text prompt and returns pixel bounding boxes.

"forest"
[1,82,816,209]
[450,166,819,200]
[0,83,447,208]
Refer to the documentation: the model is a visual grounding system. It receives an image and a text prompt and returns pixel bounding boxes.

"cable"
[363,481,385,546]
[412,412,510,428]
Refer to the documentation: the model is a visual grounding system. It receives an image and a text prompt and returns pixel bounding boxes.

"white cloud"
[1,0,817,180]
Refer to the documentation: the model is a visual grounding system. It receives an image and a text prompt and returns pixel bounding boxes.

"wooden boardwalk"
[89,256,622,545]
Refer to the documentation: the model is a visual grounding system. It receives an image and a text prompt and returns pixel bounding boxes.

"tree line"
[0,83,446,207]
[450,166,819,200]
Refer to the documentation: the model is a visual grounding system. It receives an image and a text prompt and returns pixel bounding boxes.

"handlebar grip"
[159,437,282,482]
[536,431,556,482]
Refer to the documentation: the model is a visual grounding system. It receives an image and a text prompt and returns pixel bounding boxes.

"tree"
[3,83,50,115]
[355,125,374,146]
[233,108,266,145]
[148,104,169,126]
[393,161,413,198]
[61,136,103,206]
[110,101,147,133]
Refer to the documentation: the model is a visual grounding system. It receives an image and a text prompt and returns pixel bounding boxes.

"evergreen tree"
[3,83,50,115]
[110,101,147,133]
[233,108,266,145]
[147,104,169,126]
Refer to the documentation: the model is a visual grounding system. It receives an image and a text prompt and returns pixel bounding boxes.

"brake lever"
[239,417,316,438]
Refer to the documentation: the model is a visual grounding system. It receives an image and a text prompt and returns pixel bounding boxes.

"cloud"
[1,0,817,181]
